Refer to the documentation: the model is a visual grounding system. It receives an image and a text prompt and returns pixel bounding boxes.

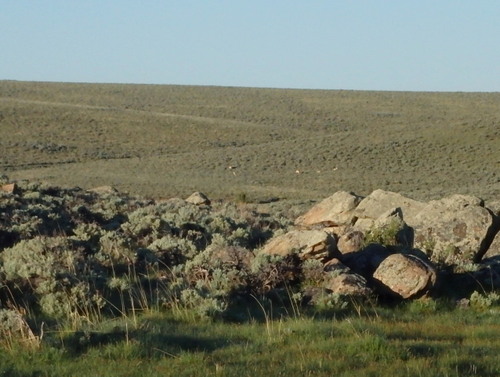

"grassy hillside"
[1,81,499,202]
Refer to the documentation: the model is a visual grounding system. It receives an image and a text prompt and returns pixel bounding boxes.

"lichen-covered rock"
[372,253,437,299]
[353,189,426,226]
[294,191,362,229]
[260,229,336,261]
[413,195,497,263]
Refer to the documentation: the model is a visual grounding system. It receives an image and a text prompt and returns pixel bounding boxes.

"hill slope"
[1,81,498,202]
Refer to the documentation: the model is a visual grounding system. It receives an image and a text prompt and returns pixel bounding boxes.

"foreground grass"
[1,306,499,377]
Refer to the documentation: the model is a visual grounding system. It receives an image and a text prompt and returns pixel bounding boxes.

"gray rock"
[483,201,500,259]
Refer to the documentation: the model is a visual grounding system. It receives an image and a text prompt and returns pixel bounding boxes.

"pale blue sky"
[1,1,499,91]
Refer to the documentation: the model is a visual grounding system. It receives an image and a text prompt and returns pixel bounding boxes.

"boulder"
[185,192,211,206]
[301,287,333,306]
[295,191,362,230]
[412,195,498,263]
[362,208,414,249]
[260,229,336,261]
[352,189,426,226]
[323,272,373,297]
[372,253,437,299]
[323,258,351,273]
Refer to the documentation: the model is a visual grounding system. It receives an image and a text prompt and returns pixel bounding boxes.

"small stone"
[337,230,365,254]
[88,185,118,195]
[185,192,211,206]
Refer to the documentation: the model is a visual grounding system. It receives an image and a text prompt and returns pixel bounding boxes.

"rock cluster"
[261,190,500,300]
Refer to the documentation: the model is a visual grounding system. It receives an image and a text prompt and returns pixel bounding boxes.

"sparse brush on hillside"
[1,81,498,202]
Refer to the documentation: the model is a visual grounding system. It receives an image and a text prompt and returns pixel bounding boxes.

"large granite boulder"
[260,229,336,261]
[294,191,362,231]
[372,253,437,299]
[412,195,498,263]
[352,189,426,228]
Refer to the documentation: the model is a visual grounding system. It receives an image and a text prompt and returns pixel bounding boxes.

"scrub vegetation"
[0,81,499,376]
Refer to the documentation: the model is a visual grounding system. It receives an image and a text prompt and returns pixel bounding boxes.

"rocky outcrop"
[270,189,500,301]
[321,258,373,297]
[295,189,499,265]
[372,253,437,299]
[485,235,500,260]
[260,229,336,261]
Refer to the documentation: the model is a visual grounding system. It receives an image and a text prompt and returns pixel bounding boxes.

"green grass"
[1,81,498,203]
[1,307,499,377]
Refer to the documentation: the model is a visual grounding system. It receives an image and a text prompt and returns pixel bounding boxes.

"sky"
[1,1,499,92]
